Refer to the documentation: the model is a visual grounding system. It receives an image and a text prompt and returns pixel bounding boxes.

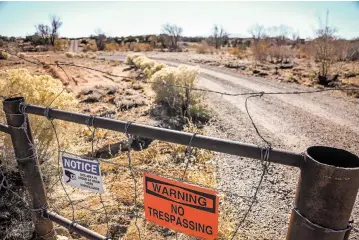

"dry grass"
[18,52,26,58]
[65,52,75,58]
[54,39,70,51]
[227,47,248,59]
[195,41,215,54]
[105,42,122,52]
[83,40,98,52]
[134,43,153,52]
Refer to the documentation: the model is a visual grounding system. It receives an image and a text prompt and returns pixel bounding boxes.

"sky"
[0,1,359,39]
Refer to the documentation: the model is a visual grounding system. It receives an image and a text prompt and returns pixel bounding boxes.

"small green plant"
[18,52,26,58]
[0,51,9,60]
[284,72,293,82]
[308,72,317,81]
[151,65,210,122]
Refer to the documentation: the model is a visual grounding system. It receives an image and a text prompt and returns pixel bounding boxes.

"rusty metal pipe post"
[3,97,56,239]
[45,210,109,240]
[287,146,359,240]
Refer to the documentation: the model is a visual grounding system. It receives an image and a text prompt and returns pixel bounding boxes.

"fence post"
[286,146,359,240]
[3,97,56,239]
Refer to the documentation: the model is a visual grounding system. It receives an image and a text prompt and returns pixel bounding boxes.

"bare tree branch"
[162,23,183,49]
[248,24,266,44]
[313,10,337,81]
[93,28,106,51]
[211,25,228,49]
[35,24,50,45]
[49,15,63,46]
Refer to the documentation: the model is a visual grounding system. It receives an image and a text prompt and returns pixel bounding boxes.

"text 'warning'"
[144,172,218,239]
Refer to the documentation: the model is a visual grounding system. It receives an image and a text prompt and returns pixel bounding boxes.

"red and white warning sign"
[143,172,219,239]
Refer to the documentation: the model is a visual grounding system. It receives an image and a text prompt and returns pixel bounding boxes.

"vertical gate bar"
[3,97,56,239]
[286,146,359,240]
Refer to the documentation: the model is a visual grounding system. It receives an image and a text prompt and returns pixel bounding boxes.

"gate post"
[3,97,56,239]
[287,146,359,240]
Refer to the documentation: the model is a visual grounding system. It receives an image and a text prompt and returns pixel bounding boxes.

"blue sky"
[0,1,358,39]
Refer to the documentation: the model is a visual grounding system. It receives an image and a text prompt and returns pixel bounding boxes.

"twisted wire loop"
[4,109,38,164]
[43,107,57,121]
[0,170,8,191]
[181,133,197,181]
[33,200,57,240]
[19,103,28,114]
[124,121,142,240]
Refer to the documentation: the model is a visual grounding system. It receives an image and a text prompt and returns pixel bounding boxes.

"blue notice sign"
[61,154,104,193]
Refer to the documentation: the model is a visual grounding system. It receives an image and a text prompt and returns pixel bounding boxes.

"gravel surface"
[104,52,359,239]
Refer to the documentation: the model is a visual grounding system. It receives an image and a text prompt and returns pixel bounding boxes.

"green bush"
[18,52,26,58]
[188,104,211,124]
[151,65,210,122]
[0,51,9,60]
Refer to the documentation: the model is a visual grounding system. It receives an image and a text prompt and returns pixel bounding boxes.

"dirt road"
[104,53,359,239]
[68,39,79,52]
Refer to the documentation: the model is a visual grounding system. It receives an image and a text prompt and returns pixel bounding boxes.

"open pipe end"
[3,97,25,114]
[3,97,24,103]
[307,146,359,168]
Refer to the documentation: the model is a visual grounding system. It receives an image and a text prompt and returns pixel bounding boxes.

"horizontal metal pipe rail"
[0,123,10,134]
[45,210,108,240]
[24,104,303,167]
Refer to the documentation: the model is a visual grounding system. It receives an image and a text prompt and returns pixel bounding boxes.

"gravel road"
[68,39,79,52]
[103,52,359,239]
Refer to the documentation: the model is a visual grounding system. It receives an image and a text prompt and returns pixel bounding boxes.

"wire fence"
[1,49,359,239]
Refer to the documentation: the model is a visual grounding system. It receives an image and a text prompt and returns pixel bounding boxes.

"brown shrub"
[195,41,215,54]
[105,42,123,52]
[228,46,247,58]
[134,43,153,52]
[251,39,270,62]
[54,39,69,51]
[82,40,98,52]
[268,46,294,63]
